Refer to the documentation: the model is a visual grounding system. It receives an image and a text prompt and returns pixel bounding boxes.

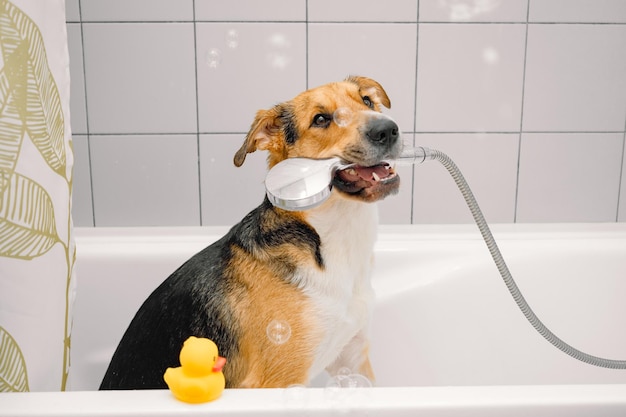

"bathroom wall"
[65,0,626,227]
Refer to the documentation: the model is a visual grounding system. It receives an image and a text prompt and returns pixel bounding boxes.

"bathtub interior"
[69,223,626,391]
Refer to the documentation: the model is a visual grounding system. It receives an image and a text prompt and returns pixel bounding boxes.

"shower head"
[264,157,346,211]
[264,147,433,211]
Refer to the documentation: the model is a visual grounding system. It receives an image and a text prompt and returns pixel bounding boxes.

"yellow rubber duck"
[163,336,227,403]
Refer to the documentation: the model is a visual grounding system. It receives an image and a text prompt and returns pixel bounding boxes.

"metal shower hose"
[431,148,626,369]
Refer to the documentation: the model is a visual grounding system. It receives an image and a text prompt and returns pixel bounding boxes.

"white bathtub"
[2,223,626,416]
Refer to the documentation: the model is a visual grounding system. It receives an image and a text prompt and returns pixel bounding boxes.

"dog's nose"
[367,118,399,147]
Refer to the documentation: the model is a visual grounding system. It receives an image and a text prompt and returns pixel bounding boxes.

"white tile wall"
[195,0,305,22]
[419,0,528,22]
[82,23,197,134]
[523,24,626,132]
[67,23,87,134]
[89,135,201,226]
[529,0,626,23]
[80,0,194,22]
[65,0,80,21]
[67,0,626,227]
[196,23,307,133]
[516,133,623,222]
[415,23,526,132]
[308,0,418,22]
[71,135,93,226]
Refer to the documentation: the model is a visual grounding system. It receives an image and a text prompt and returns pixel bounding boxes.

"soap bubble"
[206,48,222,68]
[225,29,239,49]
[266,319,291,345]
[266,32,292,70]
[268,32,291,48]
[324,372,373,412]
[333,107,353,127]
[283,384,309,407]
[483,46,499,64]
[324,372,372,398]
[324,376,346,403]
[330,373,372,389]
[266,52,291,70]
[336,367,352,379]
[343,373,372,389]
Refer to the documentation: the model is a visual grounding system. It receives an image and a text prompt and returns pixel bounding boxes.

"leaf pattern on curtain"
[0,0,73,390]
[0,0,66,179]
[0,41,26,195]
[0,326,29,392]
[0,172,60,259]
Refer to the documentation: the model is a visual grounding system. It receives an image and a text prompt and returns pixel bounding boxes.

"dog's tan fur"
[224,246,319,387]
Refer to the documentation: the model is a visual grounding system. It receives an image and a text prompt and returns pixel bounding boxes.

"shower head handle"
[264,157,344,211]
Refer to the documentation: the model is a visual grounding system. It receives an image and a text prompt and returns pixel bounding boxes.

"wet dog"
[100,76,402,389]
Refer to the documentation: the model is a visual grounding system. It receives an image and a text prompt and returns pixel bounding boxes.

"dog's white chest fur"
[299,197,378,378]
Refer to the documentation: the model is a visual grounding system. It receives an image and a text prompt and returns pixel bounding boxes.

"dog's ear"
[234,106,285,167]
[345,75,391,109]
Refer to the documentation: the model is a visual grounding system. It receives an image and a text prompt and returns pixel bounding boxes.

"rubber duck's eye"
[362,96,373,108]
[312,114,331,128]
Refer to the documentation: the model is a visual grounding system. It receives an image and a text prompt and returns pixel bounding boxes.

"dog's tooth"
[372,171,380,182]
[347,168,357,176]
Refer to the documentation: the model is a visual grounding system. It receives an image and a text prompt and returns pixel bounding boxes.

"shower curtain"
[0,0,75,391]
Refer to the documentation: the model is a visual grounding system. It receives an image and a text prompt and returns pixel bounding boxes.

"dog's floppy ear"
[346,75,391,109]
[234,106,285,167]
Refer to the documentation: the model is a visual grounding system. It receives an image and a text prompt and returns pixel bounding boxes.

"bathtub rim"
[1,384,626,416]
[73,222,626,246]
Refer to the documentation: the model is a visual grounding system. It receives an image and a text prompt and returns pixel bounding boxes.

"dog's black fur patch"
[279,104,299,145]
[99,198,322,390]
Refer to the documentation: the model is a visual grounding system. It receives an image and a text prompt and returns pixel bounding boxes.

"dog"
[99,76,402,390]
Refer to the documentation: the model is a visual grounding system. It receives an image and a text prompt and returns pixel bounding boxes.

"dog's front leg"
[325,328,375,382]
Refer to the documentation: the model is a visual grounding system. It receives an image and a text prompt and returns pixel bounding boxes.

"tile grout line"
[513,1,532,224]
[616,116,626,222]
[410,3,420,225]
[67,20,626,26]
[81,130,626,137]
[191,0,204,226]
[305,0,309,89]
[76,0,97,227]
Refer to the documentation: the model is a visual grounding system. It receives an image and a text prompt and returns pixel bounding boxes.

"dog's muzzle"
[330,113,402,202]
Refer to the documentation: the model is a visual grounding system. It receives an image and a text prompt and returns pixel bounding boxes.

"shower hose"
[427,148,626,369]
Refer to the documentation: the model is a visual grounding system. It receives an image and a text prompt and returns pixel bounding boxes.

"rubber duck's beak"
[213,356,227,372]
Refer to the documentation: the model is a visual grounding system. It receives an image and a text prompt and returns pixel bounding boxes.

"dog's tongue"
[337,163,392,183]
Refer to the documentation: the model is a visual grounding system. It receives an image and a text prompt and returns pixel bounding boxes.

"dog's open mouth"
[332,162,400,201]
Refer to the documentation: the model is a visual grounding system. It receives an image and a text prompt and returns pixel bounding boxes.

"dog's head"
[234,76,402,203]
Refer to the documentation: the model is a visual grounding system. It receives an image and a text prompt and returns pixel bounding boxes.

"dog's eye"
[312,114,331,128]
[362,96,373,108]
